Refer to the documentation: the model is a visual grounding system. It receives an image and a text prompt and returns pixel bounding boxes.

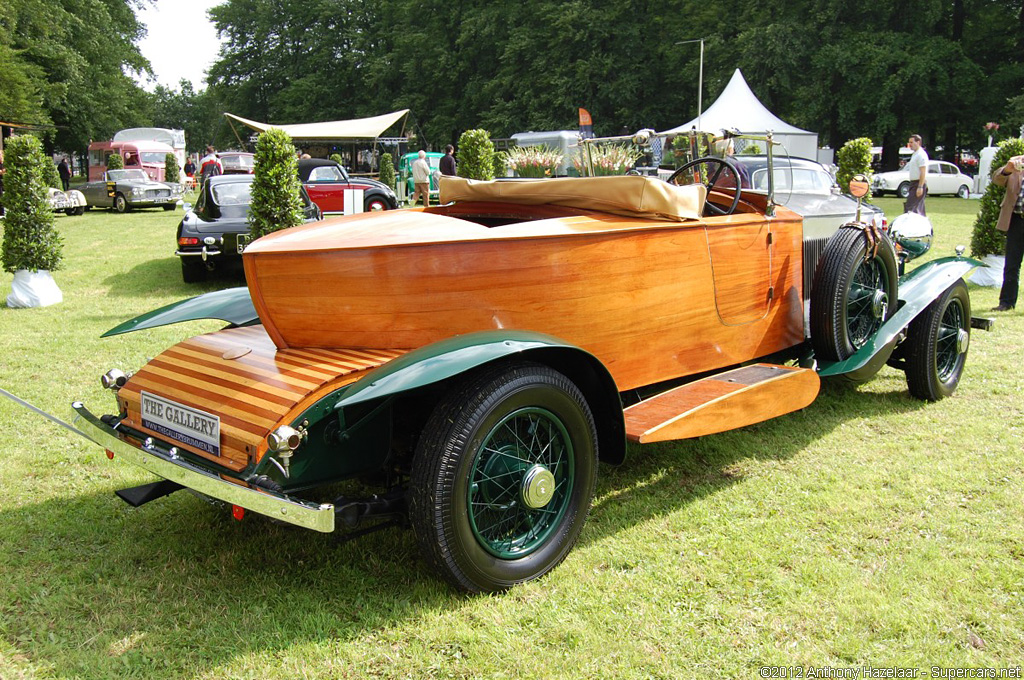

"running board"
[623,364,820,443]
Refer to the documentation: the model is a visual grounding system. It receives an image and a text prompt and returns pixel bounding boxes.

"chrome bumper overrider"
[71,402,335,533]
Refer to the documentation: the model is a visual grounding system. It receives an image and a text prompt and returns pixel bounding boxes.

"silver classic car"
[79,169,182,212]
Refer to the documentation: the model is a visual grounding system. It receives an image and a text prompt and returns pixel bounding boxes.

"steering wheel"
[667,156,743,216]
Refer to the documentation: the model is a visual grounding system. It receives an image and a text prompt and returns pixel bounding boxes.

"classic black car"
[79,169,182,213]
[175,174,321,282]
[298,158,398,214]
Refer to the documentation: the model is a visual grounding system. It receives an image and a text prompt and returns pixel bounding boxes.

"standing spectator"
[57,156,71,191]
[411,150,431,207]
[198,145,222,187]
[440,144,457,177]
[183,156,196,177]
[991,154,1024,312]
[904,134,928,216]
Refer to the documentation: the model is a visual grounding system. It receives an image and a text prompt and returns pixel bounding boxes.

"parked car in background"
[176,174,321,282]
[79,169,182,213]
[398,151,444,201]
[298,158,398,214]
[47,187,87,216]
[872,160,973,198]
[219,151,255,175]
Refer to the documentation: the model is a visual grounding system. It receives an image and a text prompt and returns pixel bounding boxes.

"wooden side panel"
[245,213,805,391]
[623,364,820,443]
[116,325,404,469]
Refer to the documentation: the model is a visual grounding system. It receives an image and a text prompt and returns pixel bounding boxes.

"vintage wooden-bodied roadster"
[73,133,983,592]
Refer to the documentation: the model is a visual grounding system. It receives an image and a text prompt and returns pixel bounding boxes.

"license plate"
[140,391,220,456]
[236,234,249,254]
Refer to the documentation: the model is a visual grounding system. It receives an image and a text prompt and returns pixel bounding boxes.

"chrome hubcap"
[956,328,970,354]
[520,464,556,509]
[871,290,888,320]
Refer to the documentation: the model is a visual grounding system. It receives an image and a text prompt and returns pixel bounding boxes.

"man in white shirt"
[904,134,928,215]
[411,150,431,207]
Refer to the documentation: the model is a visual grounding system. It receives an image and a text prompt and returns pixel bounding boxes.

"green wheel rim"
[467,407,574,559]
[846,257,888,349]
[936,297,966,381]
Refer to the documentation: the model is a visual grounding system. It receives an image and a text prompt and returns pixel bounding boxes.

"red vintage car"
[298,158,398,214]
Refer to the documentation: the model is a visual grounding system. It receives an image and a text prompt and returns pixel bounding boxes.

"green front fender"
[817,255,984,379]
[331,330,627,465]
[102,287,259,337]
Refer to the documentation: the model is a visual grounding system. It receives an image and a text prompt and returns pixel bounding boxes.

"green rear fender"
[102,287,259,337]
[333,330,627,465]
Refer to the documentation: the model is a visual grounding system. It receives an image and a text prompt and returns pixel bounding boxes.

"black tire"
[810,226,899,362]
[180,258,208,283]
[905,279,971,401]
[113,193,128,213]
[162,203,176,211]
[957,184,970,199]
[364,195,391,212]
[897,182,910,199]
[409,362,598,593]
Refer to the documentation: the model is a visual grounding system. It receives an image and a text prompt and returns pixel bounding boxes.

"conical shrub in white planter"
[1,135,64,308]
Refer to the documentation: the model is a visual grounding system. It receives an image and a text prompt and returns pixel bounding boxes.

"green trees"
[836,138,874,195]
[1,136,63,274]
[249,128,305,240]
[164,154,180,183]
[457,130,495,181]
[379,152,396,190]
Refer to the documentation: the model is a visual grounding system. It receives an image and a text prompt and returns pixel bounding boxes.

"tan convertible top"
[439,175,706,221]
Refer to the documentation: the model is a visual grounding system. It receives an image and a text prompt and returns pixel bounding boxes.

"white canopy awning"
[224,110,410,142]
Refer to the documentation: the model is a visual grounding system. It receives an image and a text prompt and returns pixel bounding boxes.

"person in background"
[198,145,222,187]
[991,154,1024,312]
[183,156,196,177]
[57,156,71,191]
[411,150,431,207]
[440,144,457,177]
[904,134,928,215]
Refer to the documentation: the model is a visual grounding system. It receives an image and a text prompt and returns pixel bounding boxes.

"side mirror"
[848,174,870,198]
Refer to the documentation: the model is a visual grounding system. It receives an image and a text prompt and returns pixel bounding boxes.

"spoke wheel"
[409,362,598,593]
[666,156,743,216]
[810,226,899,362]
[905,280,971,401]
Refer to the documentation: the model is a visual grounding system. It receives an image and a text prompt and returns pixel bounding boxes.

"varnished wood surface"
[623,364,820,442]
[118,325,405,468]
[244,205,805,391]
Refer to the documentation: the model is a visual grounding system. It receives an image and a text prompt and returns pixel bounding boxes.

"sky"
[136,0,225,91]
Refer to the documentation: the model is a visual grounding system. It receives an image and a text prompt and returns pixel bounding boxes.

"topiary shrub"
[1,135,63,273]
[43,158,62,189]
[378,152,396,190]
[970,137,1024,258]
[164,153,180,183]
[457,129,495,180]
[837,137,873,196]
[106,152,123,170]
[249,127,305,240]
[330,153,343,165]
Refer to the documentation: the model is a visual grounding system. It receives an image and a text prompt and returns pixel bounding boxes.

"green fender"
[102,287,259,337]
[332,330,627,465]
[817,255,984,380]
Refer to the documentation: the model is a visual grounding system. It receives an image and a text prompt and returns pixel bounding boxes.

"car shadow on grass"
[0,376,926,677]
[102,257,245,298]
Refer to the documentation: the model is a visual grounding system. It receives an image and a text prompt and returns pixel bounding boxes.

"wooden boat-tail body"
[243,190,805,391]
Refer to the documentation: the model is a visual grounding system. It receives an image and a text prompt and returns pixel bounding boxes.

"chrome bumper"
[71,402,335,533]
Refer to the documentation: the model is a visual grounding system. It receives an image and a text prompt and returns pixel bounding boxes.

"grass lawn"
[1,197,1021,679]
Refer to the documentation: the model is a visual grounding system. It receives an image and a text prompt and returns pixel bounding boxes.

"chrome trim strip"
[175,250,222,257]
[71,402,335,533]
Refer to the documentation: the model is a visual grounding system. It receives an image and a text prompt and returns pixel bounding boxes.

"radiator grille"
[802,236,831,299]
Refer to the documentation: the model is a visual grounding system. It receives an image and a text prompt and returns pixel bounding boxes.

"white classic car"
[47,187,87,216]
[872,160,973,199]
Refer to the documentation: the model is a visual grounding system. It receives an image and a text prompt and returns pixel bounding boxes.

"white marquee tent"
[661,69,818,160]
